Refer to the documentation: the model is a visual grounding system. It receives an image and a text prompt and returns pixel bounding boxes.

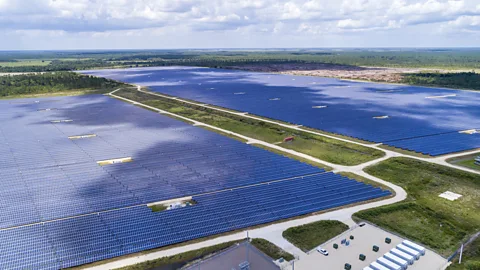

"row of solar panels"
[0,155,322,229]
[385,132,480,156]
[0,96,325,229]
[84,67,480,156]
[0,173,391,270]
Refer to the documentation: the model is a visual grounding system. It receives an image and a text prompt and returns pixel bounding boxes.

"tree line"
[1,50,480,73]
[401,72,480,91]
[0,72,125,97]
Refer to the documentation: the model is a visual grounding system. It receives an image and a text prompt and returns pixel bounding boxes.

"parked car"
[317,247,329,256]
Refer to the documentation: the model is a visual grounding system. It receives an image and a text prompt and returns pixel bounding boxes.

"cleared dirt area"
[229,63,474,83]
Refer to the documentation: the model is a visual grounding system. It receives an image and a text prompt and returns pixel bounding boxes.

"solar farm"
[82,67,480,156]
[0,95,390,269]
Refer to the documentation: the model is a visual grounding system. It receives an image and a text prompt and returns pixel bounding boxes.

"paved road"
[83,88,479,270]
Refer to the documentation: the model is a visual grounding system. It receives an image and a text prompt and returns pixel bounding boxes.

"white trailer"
[384,252,409,270]
[397,244,421,260]
[370,262,390,270]
[390,248,415,265]
[377,257,402,270]
[402,240,426,256]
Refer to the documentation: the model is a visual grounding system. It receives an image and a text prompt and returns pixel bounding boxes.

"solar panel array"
[82,67,480,156]
[1,174,390,270]
[0,95,390,269]
[0,96,322,229]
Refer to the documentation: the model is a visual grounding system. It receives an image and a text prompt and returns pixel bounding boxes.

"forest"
[1,49,480,73]
[0,72,125,97]
[1,49,479,92]
[401,72,480,91]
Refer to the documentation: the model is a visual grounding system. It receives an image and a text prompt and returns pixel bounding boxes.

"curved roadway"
[84,87,479,270]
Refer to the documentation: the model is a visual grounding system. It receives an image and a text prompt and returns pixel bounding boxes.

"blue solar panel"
[0,95,325,228]
[0,94,390,269]
[0,174,390,270]
[81,67,480,156]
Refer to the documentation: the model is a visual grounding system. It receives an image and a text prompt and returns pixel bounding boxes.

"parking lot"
[294,224,448,270]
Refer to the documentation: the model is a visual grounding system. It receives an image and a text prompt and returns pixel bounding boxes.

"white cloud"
[447,15,480,32]
[0,0,479,49]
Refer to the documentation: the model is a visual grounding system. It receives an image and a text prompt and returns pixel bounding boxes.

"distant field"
[0,60,51,67]
[1,48,480,71]
[355,157,480,256]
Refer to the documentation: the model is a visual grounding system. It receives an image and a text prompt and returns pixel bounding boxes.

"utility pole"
[459,244,464,264]
[292,260,295,270]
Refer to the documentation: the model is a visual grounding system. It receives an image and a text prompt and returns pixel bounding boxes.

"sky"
[0,0,479,50]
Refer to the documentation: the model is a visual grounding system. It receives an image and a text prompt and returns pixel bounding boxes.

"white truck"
[402,240,426,256]
[384,252,409,269]
[377,257,402,270]
[390,248,415,265]
[397,244,421,260]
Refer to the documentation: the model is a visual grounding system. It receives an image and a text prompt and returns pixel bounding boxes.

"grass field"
[448,154,480,172]
[149,204,167,212]
[354,157,480,256]
[112,238,290,270]
[282,220,349,252]
[448,236,480,269]
[251,238,295,261]
[114,240,243,270]
[0,89,113,100]
[0,60,51,67]
[116,88,385,166]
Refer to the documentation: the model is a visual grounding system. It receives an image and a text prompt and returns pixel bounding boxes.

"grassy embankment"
[282,220,349,252]
[115,88,385,167]
[447,154,480,172]
[354,157,480,257]
[448,237,480,270]
[250,238,295,261]
[113,238,292,270]
[114,240,242,270]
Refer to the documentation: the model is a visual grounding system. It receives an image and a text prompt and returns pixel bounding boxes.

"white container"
[390,248,415,265]
[402,240,426,256]
[370,262,390,270]
[377,257,402,270]
[397,244,421,260]
[384,252,409,269]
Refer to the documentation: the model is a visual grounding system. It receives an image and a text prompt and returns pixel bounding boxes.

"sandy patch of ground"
[228,63,444,83]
